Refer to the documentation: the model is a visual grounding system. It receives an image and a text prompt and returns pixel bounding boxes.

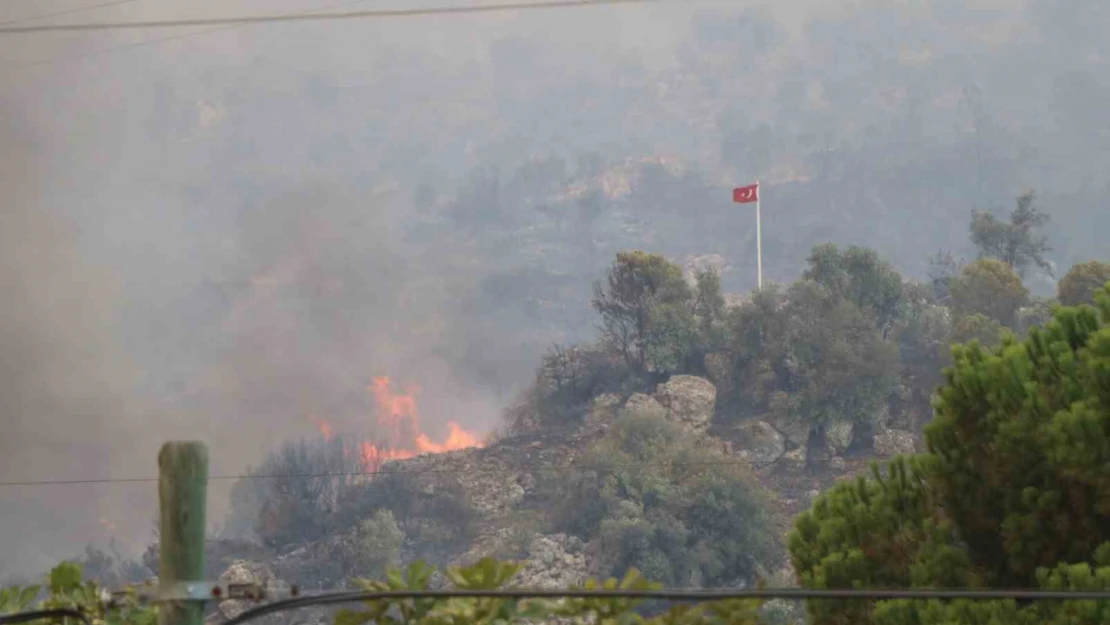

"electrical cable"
[7,0,391,72]
[219,587,1110,625]
[0,458,772,488]
[0,0,668,35]
[0,0,139,28]
[0,608,92,625]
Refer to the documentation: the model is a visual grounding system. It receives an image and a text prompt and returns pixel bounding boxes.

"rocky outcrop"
[729,421,785,466]
[214,561,276,621]
[767,412,810,449]
[208,561,329,625]
[873,428,916,456]
[653,375,716,431]
[621,392,667,420]
[778,447,807,473]
[514,534,589,589]
[394,449,528,519]
[583,393,622,434]
[823,420,854,455]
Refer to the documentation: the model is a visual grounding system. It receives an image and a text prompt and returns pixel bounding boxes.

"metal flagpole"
[755,180,762,290]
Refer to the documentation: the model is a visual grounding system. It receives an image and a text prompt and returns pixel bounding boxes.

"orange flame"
[308,414,334,440]
[361,376,483,468]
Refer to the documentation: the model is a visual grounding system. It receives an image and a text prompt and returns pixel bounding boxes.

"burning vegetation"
[308,376,484,471]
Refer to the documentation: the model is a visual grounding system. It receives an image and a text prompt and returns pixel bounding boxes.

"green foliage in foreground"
[4,559,773,625]
[339,558,768,625]
[789,284,1110,625]
[0,562,156,625]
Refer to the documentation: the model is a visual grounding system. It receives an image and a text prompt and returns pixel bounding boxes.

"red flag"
[732,183,759,203]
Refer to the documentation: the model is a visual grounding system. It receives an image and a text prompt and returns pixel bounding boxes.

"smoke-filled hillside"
[1,0,1109,577]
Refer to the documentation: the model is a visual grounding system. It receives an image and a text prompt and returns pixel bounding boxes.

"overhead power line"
[9,0,386,72]
[222,587,1110,625]
[6,586,1110,625]
[0,0,667,35]
[0,458,767,488]
[0,0,139,28]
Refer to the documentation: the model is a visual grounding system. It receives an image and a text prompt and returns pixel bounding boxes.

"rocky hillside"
[188,235,1081,618]
[198,371,918,624]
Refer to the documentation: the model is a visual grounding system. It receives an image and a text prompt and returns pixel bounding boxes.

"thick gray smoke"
[0,111,149,574]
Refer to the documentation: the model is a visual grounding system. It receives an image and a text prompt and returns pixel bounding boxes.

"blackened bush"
[226,435,368,550]
[527,342,637,426]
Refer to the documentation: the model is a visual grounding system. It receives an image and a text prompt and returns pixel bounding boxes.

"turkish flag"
[732,183,759,203]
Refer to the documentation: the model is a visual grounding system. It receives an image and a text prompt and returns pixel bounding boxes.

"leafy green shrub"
[643,301,700,375]
[337,558,769,625]
[726,279,899,428]
[527,255,732,429]
[969,190,1052,279]
[946,312,1004,350]
[890,290,951,411]
[593,251,692,374]
[1015,296,1056,337]
[3,558,772,625]
[551,409,776,587]
[358,510,405,578]
[947,258,1028,328]
[803,243,905,333]
[0,562,156,625]
[1057,260,1110,307]
[341,471,476,566]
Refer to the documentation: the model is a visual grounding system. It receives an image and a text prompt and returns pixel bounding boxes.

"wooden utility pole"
[158,442,209,625]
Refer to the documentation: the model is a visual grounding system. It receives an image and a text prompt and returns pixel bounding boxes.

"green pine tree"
[790,281,1110,625]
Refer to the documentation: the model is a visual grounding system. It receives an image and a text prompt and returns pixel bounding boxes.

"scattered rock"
[761,599,805,625]
[895,383,914,403]
[592,393,622,413]
[212,561,325,625]
[778,447,807,472]
[767,413,811,448]
[514,534,589,589]
[828,456,846,471]
[391,449,528,518]
[220,560,275,586]
[584,393,622,431]
[731,421,785,466]
[873,428,916,456]
[823,420,854,455]
[888,408,919,431]
[517,472,536,495]
[871,402,892,427]
[621,392,667,420]
[653,375,716,431]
